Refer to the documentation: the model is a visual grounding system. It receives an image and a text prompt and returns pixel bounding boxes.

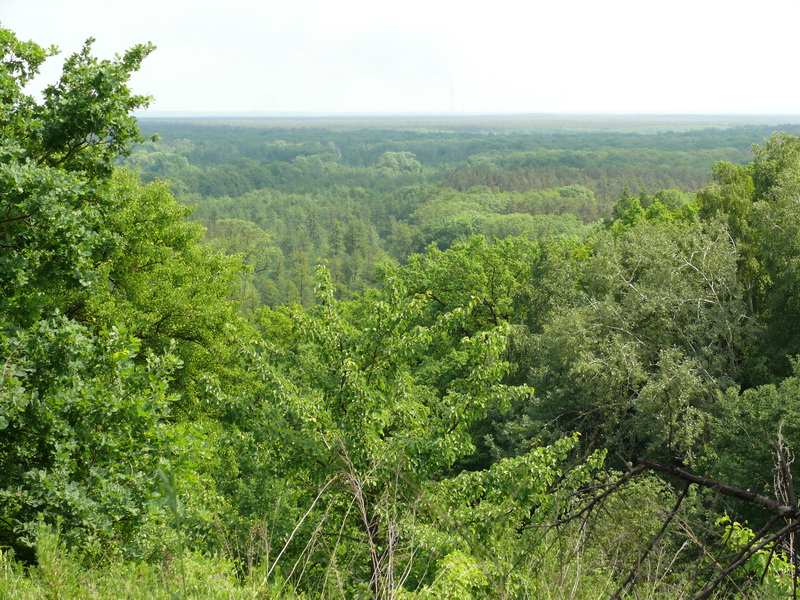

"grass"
[0,529,303,599]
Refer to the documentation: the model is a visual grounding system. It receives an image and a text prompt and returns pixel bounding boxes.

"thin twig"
[611,482,690,599]
[262,474,338,585]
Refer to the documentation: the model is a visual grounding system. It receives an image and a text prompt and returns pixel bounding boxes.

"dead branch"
[639,458,799,519]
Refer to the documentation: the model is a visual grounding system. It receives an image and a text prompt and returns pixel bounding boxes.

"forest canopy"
[4,24,800,599]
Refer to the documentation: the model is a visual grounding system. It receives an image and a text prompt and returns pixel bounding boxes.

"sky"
[3,0,800,116]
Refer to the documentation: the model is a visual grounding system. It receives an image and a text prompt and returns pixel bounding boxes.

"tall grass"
[0,522,305,600]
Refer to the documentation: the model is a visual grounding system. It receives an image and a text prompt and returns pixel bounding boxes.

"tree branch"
[639,458,799,518]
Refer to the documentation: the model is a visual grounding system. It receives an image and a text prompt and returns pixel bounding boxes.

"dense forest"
[128,116,800,310]
[5,25,800,598]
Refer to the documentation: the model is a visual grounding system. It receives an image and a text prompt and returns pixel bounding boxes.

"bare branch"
[639,459,800,518]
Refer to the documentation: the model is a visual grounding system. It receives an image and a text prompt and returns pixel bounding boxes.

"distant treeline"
[126,119,800,308]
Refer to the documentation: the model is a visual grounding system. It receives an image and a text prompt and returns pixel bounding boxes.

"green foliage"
[0,27,155,329]
[711,365,800,495]
[697,161,754,237]
[127,118,790,308]
[0,28,54,106]
[84,170,247,402]
[748,175,800,380]
[412,435,606,596]
[190,187,389,305]
[751,132,800,203]
[510,220,748,462]
[1,29,154,176]
[716,517,793,596]
[376,150,423,173]
[201,218,283,314]
[481,211,591,241]
[0,26,241,563]
[223,260,531,595]
[393,236,538,333]
[8,22,800,598]
[291,264,520,475]
[35,40,155,178]
[0,156,100,325]
[607,187,697,234]
[0,319,179,559]
[410,549,489,600]
[0,35,156,327]
[0,520,307,599]
[697,133,800,382]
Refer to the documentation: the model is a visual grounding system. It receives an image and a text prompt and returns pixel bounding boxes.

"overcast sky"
[4,0,800,115]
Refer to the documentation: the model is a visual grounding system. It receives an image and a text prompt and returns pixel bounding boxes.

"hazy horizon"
[135,111,800,119]
[5,0,800,116]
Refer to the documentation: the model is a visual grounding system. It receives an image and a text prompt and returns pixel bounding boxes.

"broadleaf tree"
[0,26,243,559]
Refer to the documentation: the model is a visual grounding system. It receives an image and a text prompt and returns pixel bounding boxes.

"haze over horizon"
[4,0,800,116]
